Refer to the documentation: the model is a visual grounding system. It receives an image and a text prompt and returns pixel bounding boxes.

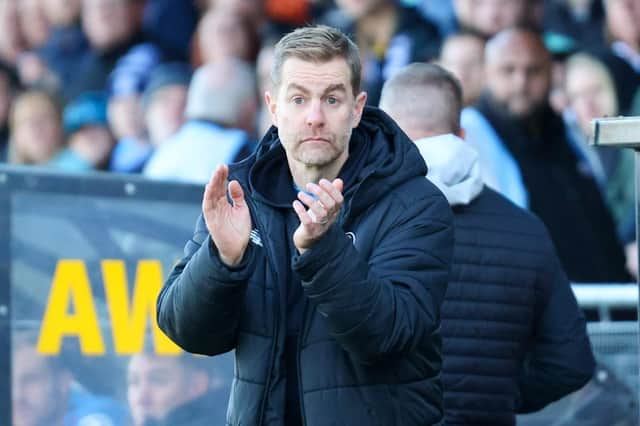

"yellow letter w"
[102,260,181,355]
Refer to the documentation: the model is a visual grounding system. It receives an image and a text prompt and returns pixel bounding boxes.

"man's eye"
[327,96,338,105]
[292,97,304,105]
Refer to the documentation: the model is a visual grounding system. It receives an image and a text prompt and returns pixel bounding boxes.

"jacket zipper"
[297,299,311,426]
[249,197,281,426]
[296,212,349,426]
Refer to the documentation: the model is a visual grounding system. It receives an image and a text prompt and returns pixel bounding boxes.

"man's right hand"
[203,165,252,267]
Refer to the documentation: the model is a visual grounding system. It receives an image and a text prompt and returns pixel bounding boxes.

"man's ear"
[351,91,367,128]
[264,91,278,127]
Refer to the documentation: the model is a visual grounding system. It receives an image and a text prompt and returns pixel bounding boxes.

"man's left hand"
[293,178,344,254]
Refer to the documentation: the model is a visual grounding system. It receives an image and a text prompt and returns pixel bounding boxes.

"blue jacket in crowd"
[157,107,454,425]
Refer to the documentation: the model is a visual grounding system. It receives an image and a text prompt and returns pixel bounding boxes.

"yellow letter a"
[37,260,105,355]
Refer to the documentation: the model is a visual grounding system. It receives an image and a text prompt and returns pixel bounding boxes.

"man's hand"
[292,178,344,254]
[203,165,252,266]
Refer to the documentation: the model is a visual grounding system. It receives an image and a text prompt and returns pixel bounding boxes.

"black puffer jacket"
[443,188,595,425]
[157,107,454,426]
[414,134,595,425]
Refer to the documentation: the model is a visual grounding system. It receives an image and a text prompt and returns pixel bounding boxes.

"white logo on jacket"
[250,229,263,247]
[346,232,356,245]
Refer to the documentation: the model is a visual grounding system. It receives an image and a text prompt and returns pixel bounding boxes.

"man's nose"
[512,70,527,91]
[306,100,326,128]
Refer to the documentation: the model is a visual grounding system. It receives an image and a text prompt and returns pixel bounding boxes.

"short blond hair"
[271,25,361,96]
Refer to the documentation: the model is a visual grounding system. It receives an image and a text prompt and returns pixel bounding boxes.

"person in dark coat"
[463,27,630,283]
[156,26,454,426]
[380,62,596,426]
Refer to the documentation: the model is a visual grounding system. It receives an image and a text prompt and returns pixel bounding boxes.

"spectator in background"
[50,91,115,172]
[12,330,129,426]
[564,53,634,236]
[0,62,20,161]
[256,38,277,136]
[127,350,230,426]
[597,0,640,114]
[380,61,594,426]
[142,62,191,149]
[419,0,458,36]
[143,58,256,184]
[322,0,442,105]
[564,52,638,280]
[8,90,64,165]
[34,0,89,97]
[64,0,147,101]
[106,43,161,173]
[0,0,25,65]
[191,7,260,67]
[543,0,606,49]
[41,0,83,32]
[462,27,630,283]
[204,0,268,35]
[604,0,640,72]
[438,32,486,106]
[453,0,536,38]
[141,0,199,61]
[17,0,50,50]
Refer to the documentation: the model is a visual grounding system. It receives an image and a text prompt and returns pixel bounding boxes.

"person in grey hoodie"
[380,63,596,426]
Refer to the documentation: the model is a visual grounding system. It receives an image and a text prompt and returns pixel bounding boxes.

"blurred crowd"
[0,0,639,278]
[4,1,640,424]
[12,329,233,426]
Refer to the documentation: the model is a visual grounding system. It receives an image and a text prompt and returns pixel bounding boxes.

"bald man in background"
[380,62,595,426]
[461,27,630,283]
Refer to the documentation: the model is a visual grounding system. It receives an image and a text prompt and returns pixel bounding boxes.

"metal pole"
[591,117,640,417]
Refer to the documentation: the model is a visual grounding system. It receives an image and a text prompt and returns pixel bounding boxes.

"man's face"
[335,0,389,19]
[486,35,551,118]
[107,94,143,139]
[566,66,617,137]
[439,36,485,106]
[127,355,206,426]
[12,346,68,426]
[82,0,137,51]
[265,57,366,171]
[198,10,253,64]
[605,0,640,46]
[12,96,63,164]
[145,85,188,146]
[459,0,528,37]
[42,0,82,27]
[69,126,115,166]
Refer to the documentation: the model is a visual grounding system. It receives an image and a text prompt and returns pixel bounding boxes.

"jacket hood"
[249,106,429,218]
[414,133,483,206]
